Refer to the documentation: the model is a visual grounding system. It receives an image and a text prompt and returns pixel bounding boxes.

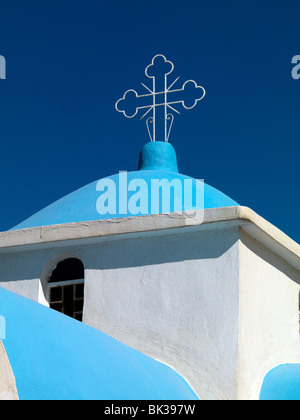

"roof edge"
[0,206,299,271]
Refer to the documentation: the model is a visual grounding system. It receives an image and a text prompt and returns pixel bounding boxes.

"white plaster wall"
[0,341,18,400]
[0,250,42,300]
[83,227,241,400]
[0,227,242,400]
[2,222,300,400]
[0,247,86,303]
[238,229,300,400]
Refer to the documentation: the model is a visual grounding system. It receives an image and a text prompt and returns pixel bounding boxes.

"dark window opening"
[49,258,84,283]
[49,258,84,322]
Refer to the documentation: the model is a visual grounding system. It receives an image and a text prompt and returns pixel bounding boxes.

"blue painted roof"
[11,142,239,230]
[0,286,198,400]
[260,364,300,401]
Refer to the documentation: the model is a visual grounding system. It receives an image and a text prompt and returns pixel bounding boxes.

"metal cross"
[115,54,206,142]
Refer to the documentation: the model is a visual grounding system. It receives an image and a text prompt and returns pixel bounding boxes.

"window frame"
[48,278,85,321]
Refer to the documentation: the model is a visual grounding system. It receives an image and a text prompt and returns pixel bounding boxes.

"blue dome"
[11,142,239,230]
[260,364,300,401]
[0,286,198,400]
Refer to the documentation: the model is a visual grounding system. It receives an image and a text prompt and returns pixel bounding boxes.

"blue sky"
[0,0,299,242]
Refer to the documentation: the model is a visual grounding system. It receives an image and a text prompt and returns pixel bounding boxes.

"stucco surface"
[82,227,241,400]
[0,286,198,400]
[238,230,300,400]
[0,340,18,400]
[0,224,241,400]
[0,207,300,400]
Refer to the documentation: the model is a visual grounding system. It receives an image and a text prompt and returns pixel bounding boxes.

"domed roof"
[260,364,300,400]
[0,286,198,400]
[11,142,239,230]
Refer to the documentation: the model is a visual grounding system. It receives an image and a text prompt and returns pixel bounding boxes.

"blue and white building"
[1,54,300,400]
[0,138,300,400]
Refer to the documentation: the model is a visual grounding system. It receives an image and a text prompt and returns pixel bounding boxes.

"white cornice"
[0,206,299,271]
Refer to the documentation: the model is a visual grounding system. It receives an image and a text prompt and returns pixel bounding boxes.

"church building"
[0,55,300,400]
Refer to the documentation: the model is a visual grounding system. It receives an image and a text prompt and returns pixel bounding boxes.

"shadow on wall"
[83,227,240,271]
[0,227,240,285]
[1,225,300,292]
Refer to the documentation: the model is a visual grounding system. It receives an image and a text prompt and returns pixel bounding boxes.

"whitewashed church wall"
[0,249,42,300]
[82,227,241,400]
[0,341,19,400]
[238,229,300,400]
[0,221,300,400]
[0,226,241,400]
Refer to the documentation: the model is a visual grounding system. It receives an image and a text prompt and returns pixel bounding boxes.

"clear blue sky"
[0,0,299,242]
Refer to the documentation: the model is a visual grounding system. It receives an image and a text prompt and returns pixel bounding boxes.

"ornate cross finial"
[115,54,206,142]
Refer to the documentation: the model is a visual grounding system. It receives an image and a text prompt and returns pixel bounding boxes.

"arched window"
[48,258,84,322]
[299,290,300,335]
